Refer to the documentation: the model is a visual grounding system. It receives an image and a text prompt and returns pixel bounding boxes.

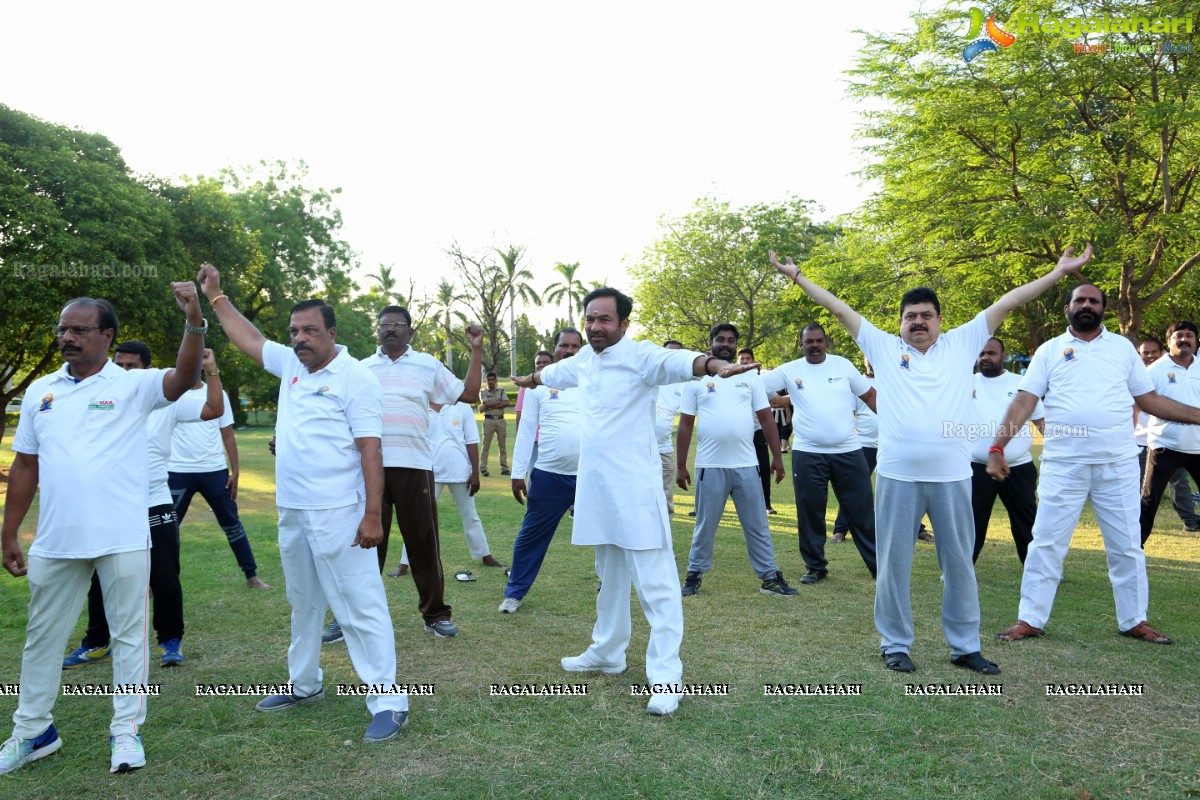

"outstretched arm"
[1135,391,1200,425]
[984,244,1092,333]
[769,250,862,338]
[197,264,267,367]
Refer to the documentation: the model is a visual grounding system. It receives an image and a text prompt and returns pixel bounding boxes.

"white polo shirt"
[512,384,582,478]
[264,341,383,509]
[361,346,464,470]
[856,312,991,482]
[429,402,479,484]
[854,376,878,448]
[654,382,686,455]
[13,361,169,558]
[1146,355,1200,453]
[168,388,234,473]
[1019,325,1151,464]
[967,371,1044,466]
[762,355,868,454]
[681,374,768,468]
[146,393,208,506]
[539,336,700,549]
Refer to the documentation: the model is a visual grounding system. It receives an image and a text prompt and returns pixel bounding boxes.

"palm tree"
[434,278,468,369]
[368,264,397,301]
[544,261,585,323]
[494,244,541,375]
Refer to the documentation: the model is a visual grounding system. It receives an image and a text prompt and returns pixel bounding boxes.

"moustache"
[293,345,312,353]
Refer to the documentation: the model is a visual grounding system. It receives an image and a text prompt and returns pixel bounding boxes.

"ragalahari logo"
[963,7,1016,62]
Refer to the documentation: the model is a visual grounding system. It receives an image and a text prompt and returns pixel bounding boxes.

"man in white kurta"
[517,288,753,716]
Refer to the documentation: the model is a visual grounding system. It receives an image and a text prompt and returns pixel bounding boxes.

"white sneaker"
[109,733,146,773]
[498,597,523,614]
[0,726,62,774]
[560,651,626,674]
[646,692,682,716]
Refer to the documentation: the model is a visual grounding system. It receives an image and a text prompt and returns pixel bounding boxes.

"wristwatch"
[185,319,209,336]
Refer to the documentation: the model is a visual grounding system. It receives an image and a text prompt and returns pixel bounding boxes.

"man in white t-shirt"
[1135,336,1200,533]
[396,401,502,570]
[762,323,878,584]
[1140,321,1200,545]
[514,288,755,716]
[654,340,686,515]
[167,368,270,590]
[502,328,585,613]
[991,285,1200,646]
[1,286,207,776]
[514,350,554,474]
[63,343,224,674]
[197,265,408,743]
[967,338,1044,563]
[770,244,1093,675]
[677,324,794,597]
[739,347,777,515]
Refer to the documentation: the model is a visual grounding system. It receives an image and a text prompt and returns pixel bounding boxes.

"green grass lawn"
[1,423,1198,800]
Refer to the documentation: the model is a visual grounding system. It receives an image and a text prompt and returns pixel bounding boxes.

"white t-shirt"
[13,361,168,558]
[1146,355,1200,453]
[512,384,582,478]
[361,346,464,470]
[539,337,699,549]
[967,371,1044,466]
[264,342,383,509]
[1019,326,1152,464]
[168,387,234,473]
[429,402,478,484]
[681,374,767,468]
[761,355,868,454]
[853,376,878,448]
[146,393,208,505]
[654,382,685,454]
[856,312,991,482]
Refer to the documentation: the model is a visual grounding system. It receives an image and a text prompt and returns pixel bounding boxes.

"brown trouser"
[482,417,508,470]
[380,467,451,623]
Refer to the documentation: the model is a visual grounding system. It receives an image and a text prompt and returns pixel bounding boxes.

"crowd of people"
[2,248,1196,775]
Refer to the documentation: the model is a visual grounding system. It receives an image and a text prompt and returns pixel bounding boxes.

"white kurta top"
[429,402,478,483]
[538,336,699,549]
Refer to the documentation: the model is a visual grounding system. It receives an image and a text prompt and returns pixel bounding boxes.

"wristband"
[185,319,209,336]
[210,294,228,306]
[205,369,220,377]
[988,446,1004,454]
[703,356,718,375]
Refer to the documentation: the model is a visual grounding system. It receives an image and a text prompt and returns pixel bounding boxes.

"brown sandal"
[996,620,1044,641]
[1120,621,1173,645]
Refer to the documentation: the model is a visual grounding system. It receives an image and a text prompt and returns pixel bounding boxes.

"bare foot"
[388,564,409,577]
[482,555,506,568]
[246,576,273,590]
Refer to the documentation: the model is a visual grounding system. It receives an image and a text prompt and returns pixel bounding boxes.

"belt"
[484,414,504,420]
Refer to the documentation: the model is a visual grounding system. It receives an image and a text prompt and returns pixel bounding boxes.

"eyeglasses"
[51,325,101,338]
[377,322,409,331]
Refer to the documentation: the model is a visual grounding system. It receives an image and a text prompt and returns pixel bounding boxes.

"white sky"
[2,0,935,327]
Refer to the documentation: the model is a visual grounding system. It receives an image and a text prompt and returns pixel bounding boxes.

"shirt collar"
[374,344,411,362]
[51,359,123,384]
[1065,324,1110,342]
[309,344,350,375]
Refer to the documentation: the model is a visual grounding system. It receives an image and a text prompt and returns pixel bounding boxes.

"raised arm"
[198,349,225,421]
[197,264,267,367]
[769,250,862,338]
[162,281,208,401]
[983,244,1092,333]
[457,325,485,403]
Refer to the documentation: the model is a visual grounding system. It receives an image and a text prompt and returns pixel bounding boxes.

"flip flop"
[454,571,476,583]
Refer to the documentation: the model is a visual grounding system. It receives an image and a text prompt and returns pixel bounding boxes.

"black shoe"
[681,571,702,596]
[798,569,828,585]
[480,468,490,477]
[687,510,696,517]
[760,571,798,596]
[766,506,778,515]
[501,468,511,476]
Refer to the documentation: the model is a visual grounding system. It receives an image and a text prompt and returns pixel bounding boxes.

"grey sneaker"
[681,571,702,596]
[321,620,344,644]
[255,689,325,712]
[363,710,408,742]
[498,597,522,614]
[424,620,459,638]
[760,571,799,596]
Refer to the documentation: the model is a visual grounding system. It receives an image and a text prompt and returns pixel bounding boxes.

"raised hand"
[201,348,216,371]
[197,263,222,300]
[512,373,537,389]
[1055,244,1093,281]
[768,250,801,282]
[465,324,484,349]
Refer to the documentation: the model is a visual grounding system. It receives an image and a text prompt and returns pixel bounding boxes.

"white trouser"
[586,544,684,685]
[14,550,150,738]
[1018,457,1149,631]
[278,503,406,713]
[401,482,490,564]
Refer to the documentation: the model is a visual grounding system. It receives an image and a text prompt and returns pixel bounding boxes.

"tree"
[448,242,508,374]
[495,244,540,375]
[629,196,839,362]
[433,278,469,369]
[842,0,1200,349]
[544,261,586,323]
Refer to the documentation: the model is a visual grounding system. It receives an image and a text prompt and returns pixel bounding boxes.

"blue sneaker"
[159,638,184,667]
[63,645,110,670]
[109,733,145,773]
[423,620,458,638]
[363,710,408,742]
[0,725,62,774]
[321,620,344,644]
[255,689,325,712]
